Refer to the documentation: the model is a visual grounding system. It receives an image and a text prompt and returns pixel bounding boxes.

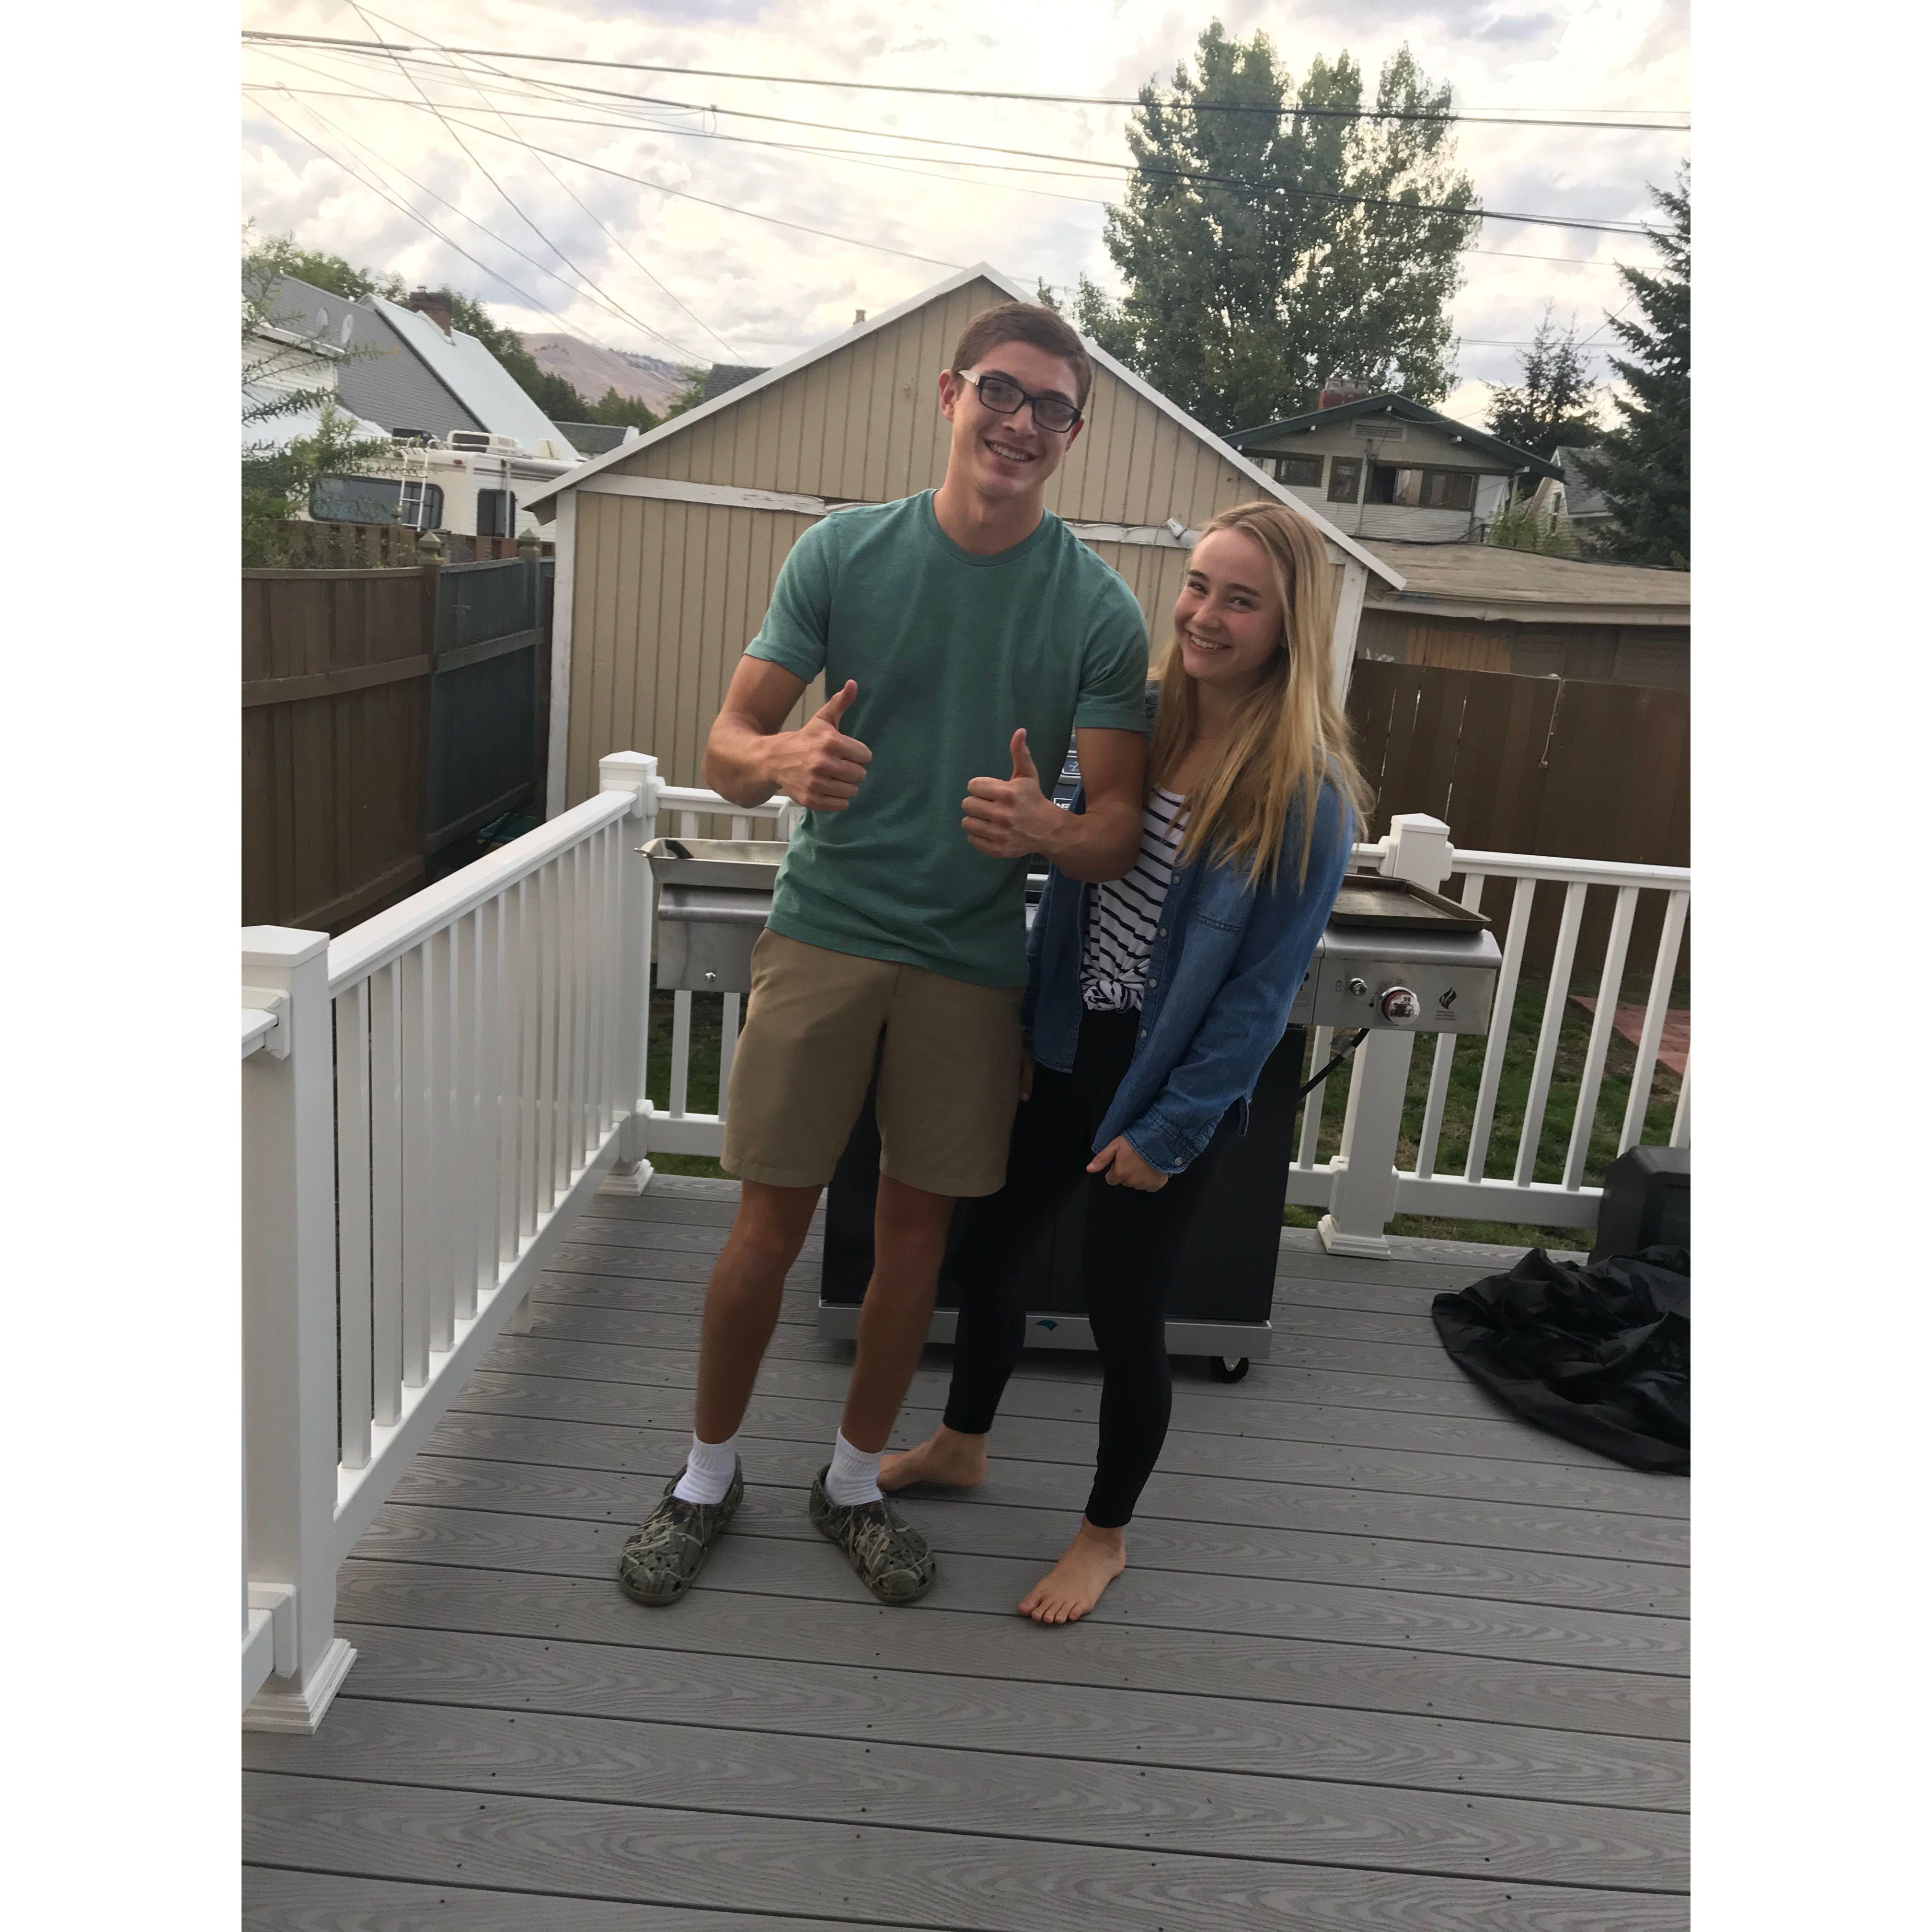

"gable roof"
[1229,393,1563,483]
[523,264,1402,588]
[368,296,579,462]
[1555,445,1611,519]
[701,363,770,402]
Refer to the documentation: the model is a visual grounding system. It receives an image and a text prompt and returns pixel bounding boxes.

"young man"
[618,302,1151,1608]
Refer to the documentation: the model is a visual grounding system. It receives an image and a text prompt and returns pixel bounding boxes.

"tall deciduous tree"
[1578,169,1690,567]
[1075,26,1478,432]
[1486,304,1601,461]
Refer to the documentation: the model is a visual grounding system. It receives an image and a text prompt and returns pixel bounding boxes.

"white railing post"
[598,752,659,1195]
[1319,814,1452,1259]
[242,928,356,1731]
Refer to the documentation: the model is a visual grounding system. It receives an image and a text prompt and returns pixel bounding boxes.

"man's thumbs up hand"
[964,726,1060,859]
[776,678,871,811]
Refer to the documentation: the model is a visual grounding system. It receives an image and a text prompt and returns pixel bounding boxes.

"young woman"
[881,500,1370,1623]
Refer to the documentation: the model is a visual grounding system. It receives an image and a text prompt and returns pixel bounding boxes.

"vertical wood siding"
[559,277,1334,803]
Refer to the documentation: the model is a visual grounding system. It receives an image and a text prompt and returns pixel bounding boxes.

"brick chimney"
[1318,373,1375,411]
[406,288,454,335]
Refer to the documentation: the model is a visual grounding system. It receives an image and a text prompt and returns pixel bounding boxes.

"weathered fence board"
[1346,663,1689,973]
[243,551,555,931]
[242,567,434,932]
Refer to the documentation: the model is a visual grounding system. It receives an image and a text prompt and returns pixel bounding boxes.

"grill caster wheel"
[1209,1355,1250,1383]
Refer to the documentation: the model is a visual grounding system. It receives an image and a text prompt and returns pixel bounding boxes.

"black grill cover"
[1431,1247,1690,1474]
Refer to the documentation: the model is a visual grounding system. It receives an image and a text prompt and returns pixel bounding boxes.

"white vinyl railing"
[1287,816,1689,1248]
[243,767,1690,1728]
[644,802,1689,1254]
[241,752,657,1730]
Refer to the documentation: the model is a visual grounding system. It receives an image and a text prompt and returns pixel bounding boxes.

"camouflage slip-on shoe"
[808,1465,936,1605]
[618,1462,744,1607]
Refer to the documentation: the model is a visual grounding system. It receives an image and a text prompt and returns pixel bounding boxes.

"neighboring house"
[699,363,769,403]
[552,422,647,459]
[242,310,390,451]
[1356,538,1690,690]
[524,263,1403,813]
[1541,445,1615,540]
[1227,386,1563,544]
[253,276,580,539]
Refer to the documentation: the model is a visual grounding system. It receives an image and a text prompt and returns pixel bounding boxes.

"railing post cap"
[517,526,540,557]
[599,750,658,816]
[416,529,443,564]
[242,927,330,969]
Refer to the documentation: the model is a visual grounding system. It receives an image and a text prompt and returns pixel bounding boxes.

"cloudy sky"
[240,0,1689,424]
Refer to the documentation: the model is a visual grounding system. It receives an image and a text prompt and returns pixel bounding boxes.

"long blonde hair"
[1150,501,1372,888]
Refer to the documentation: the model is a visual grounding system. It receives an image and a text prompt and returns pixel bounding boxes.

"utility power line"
[240,32,1689,131]
[248,85,965,275]
[341,2,695,364]
[248,68,1635,272]
[251,94,636,351]
[241,66,1649,237]
[275,91,717,363]
[247,62,1659,240]
[346,6,739,358]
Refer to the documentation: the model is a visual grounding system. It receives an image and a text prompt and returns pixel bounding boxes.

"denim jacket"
[1023,771,1353,1175]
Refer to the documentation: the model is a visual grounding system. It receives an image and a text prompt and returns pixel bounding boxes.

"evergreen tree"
[1578,169,1690,567]
[586,386,660,431]
[1075,25,1478,432]
[1486,304,1601,460]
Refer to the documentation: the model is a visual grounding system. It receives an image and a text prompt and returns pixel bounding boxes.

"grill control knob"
[1347,977,1368,998]
[1379,986,1420,1024]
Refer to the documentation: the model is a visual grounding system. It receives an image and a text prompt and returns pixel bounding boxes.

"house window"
[477,488,517,537]
[1271,453,1324,486]
[1361,466,1480,511]
[1326,458,1362,503]
[1419,470,1477,511]
[310,474,444,530]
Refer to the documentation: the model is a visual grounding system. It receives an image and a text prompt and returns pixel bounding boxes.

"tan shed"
[525,264,1403,813]
[1356,539,1691,690]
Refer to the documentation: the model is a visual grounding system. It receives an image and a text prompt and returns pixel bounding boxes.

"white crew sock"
[673,1431,740,1506]
[824,1429,883,1508]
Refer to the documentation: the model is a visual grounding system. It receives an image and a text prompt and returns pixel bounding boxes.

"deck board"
[244,1179,1688,1930]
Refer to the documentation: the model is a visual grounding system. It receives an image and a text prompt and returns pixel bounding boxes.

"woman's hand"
[1087,1135,1168,1192]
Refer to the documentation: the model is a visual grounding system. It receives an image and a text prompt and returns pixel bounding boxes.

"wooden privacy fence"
[243,534,553,933]
[1345,661,1690,975]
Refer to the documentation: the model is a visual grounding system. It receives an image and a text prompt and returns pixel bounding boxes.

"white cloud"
[241,0,1686,383]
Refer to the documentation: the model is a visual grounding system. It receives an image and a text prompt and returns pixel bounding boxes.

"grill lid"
[1323,876,1490,932]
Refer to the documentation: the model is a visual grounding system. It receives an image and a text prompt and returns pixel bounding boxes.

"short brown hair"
[951,301,1094,409]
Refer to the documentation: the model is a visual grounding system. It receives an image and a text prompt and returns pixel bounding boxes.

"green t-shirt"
[746,490,1150,987]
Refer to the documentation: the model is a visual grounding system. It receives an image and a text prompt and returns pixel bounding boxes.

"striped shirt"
[1081,788,1188,1012]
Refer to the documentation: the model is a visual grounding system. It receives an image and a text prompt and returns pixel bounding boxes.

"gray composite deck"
[243,1175,1689,1931]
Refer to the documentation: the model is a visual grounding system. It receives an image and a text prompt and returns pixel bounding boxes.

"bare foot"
[879,1426,987,1493]
[1018,1521,1127,1624]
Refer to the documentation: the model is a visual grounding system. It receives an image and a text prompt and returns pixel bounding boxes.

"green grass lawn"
[643,966,1688,1248]
[1287,963,1687,1245]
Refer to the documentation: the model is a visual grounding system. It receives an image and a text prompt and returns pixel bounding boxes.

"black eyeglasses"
[955,368,1083,435]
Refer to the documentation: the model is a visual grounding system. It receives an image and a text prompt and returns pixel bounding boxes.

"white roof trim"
[522,262,1402,590]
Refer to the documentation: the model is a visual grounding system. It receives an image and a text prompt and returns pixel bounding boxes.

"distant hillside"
[521,334,698,416]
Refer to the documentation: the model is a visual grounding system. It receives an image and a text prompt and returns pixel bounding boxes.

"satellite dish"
[315,307,328,330]
[340,313,355,345]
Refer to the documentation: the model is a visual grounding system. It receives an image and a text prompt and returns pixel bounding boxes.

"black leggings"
[941,1009,1235,1529]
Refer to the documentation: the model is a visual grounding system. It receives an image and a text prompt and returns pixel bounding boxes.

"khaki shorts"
[720,929,1024,1198]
